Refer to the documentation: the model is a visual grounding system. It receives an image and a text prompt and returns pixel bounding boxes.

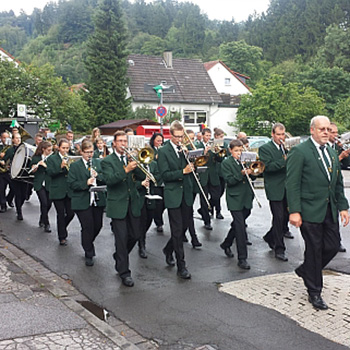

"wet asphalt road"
[1,189,350,350]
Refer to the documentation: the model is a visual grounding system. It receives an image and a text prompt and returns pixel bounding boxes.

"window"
[225,78,231,86]
[183,111,207,124]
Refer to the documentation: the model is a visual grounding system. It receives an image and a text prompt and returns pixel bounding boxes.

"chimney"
[163,51,173,69]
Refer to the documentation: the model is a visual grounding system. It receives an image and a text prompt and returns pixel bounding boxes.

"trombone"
[122,146,157,186]
[240,159,262,208]
[179,142,211,210]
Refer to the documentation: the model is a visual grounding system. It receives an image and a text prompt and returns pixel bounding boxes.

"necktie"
[120,155,126,165]
[320,145,331,170]
[87,159,91,171]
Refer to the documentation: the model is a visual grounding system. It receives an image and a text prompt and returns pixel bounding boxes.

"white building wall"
[207,63,250,95]
[0,49,19,67]
[208,105,238,136]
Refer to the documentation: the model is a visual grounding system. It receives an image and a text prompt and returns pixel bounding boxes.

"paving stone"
[220,270,350,348]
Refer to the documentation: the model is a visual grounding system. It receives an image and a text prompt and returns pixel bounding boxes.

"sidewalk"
[0,236,155,350]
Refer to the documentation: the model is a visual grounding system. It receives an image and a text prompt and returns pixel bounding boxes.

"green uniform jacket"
[3,146,15,162]
[157,140,194,208]
[286,138,349,223]
[101,152,143,219]
[196,141,222,186]
[30,155,52,192]
[221,156,254,211]
[259,140,287,201]
[93,149,105,159]
[67,158,106,210]
[46,153,71,200]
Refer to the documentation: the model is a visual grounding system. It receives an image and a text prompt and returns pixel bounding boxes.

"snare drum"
[11,143,35,181]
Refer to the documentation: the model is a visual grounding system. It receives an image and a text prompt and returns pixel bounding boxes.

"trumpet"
[122,146,157,186]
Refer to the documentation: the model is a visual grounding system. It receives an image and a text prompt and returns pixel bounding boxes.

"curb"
[0,236,144,350]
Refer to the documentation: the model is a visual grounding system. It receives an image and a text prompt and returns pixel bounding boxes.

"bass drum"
[11,143,35,181]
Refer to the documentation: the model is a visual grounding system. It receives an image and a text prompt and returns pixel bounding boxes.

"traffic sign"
[156,106,167,118]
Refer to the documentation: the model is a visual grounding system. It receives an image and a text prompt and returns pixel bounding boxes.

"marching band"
[0,118,349,310]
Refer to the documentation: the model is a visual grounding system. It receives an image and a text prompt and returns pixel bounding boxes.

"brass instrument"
[18,125,33,142]
[240,158,262,208]
[47,138,57,146]
[122,146,157,186]
[183,130,197,150]
[208,139,227,157]
[0,144,12,173]
[63,155,81,170]
[241,151,265,176]
[179,142,211,210]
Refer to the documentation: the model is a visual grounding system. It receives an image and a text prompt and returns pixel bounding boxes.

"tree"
[314,24,350,73]
[334,97,350,132]
[219,40,264,85]
[85,0,130,125]
[236,74,326,136]
[0,60,93,132]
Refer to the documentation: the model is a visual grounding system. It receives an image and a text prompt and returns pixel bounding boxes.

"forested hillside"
[1,0,350,133]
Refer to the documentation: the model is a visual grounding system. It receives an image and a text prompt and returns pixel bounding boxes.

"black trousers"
[75,206,104,258]
[211,176,225,214]
[53,196,75,241]
[263,197,289,254]
[111,205,140,278]
[183,194,197,240]
[296,205,340,297]
[164,197,191,270]
[12,180,28,214]
[0,172,14,207]
[221,210,248,260]
[139,201,154,248]
[36,187,52,225]
[153,187,164,227]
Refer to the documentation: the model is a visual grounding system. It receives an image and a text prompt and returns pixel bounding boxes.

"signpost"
[17,104,26,118]
[156,106,167,118]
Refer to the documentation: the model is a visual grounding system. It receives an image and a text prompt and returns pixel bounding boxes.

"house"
[99,119,159,136]
[0,47,20,67]
[127,52,223,133]
[204,60,251,135]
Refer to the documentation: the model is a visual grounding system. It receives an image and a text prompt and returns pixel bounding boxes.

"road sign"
[156,106,167,118]
[17,104,26,117]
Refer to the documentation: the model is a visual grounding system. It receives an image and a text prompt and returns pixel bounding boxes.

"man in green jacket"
[259,123,290,261]
[157,121,193,279]
[286,115,349,310]
[101,131,144,287]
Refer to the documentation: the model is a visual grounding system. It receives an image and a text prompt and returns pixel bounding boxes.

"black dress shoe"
[39,221,44,228]
[204,223,213,230]
[263,236,274,250]
[156,226,163,233]
[216,213,224,219]
[0,207,6,213]
[275,252,288,261]
[308,295,328,310]
[85,257,94,266]
[284,231,294,239]
[6,200,14,208]
[177,268,191,279]
[183,235,189,243]
[238,259,251,270]
[163,248,175,266]
[191,237,202,248]
[339,244,346,253]
[59,239,68,246]
[17,212,23,221]
[246,240,252,246]
[121,276,134,287]
[138,247,147,259]
[44,224,51,233]
[220,243,234,258]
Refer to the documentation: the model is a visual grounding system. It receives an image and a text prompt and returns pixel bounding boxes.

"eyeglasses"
[83,150,94,154]
[316,128,331,133]
[172,135,184,139]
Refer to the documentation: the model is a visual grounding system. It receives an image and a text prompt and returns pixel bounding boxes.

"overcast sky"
[0,0,270,22]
